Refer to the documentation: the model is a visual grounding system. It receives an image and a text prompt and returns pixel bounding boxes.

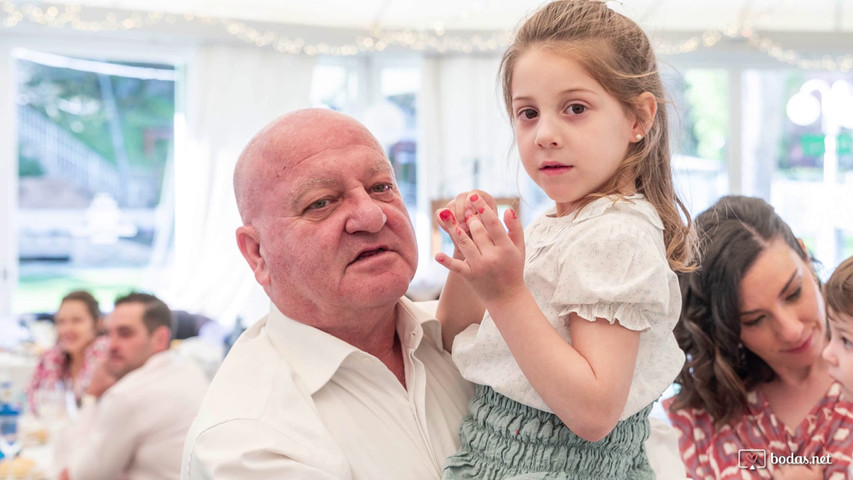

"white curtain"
[419,55,517,201]
[411,55,520,298]
[152,45,315,327]
[0,40,16,315]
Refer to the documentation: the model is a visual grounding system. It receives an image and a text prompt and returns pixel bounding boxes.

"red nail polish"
[478,207,485,214]
[509,208,517,220]
[470,194,479,202]
[439,209,452,221]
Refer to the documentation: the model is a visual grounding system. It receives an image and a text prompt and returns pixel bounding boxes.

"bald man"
[181,109,473,479]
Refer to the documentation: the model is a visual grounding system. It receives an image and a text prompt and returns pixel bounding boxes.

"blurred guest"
[58,292,208,480]
[25,290,108,412]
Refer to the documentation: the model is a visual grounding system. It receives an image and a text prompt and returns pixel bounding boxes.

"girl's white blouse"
[452,194,685,420]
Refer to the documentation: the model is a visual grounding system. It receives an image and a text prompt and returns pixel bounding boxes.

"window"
[15,50,176,313]
[742,69,853,273]
[310,56,420,209]
[666,68,730,218]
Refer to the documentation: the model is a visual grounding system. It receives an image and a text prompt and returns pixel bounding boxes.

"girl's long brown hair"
[499,0,695,272]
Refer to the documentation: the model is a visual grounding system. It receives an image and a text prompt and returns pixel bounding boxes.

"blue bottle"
[0,381,20,461]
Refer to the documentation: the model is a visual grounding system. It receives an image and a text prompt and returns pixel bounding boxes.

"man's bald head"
[233,109,386,224]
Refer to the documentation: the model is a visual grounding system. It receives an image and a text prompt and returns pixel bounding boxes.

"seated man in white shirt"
[59,293,209,480]
[181,109,474,479]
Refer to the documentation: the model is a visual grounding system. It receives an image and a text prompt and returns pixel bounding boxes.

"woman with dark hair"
[665,196,853,479]
[26,290,109,412]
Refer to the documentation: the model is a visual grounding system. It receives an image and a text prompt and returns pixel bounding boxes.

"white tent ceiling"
[44,0,853,33]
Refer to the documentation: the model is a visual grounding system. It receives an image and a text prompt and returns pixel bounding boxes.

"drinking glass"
[34,380,73,440]
[0,411,21,480]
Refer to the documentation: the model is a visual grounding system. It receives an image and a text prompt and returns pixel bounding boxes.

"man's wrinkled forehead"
[277,114,384,162]
[286,152,394,208]
[236,109,388,219]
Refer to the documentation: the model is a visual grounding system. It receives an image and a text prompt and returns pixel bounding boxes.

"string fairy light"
[0,0,850,71]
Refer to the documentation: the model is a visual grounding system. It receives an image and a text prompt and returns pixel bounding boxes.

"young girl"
[824,256,853,400]
[434,1,694,478]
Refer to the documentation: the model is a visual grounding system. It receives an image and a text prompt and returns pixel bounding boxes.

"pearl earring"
[635,134,643,141]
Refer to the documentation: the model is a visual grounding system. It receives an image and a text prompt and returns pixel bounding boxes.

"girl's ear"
[631,92,657,142]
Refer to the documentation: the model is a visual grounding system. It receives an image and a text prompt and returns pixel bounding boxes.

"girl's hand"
[441,190,498,235]
[434,193,525,304]
[773,464,824,480]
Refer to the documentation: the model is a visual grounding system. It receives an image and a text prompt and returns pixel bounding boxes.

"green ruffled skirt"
[442,385,654,480]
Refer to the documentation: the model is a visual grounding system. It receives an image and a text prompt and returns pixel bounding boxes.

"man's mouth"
[351,247,389,264]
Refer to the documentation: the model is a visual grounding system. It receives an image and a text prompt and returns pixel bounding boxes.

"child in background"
[433,1,694,478]
[823,256,853,400]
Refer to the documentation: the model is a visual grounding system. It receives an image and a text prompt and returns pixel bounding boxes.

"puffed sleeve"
[550,210,674,332]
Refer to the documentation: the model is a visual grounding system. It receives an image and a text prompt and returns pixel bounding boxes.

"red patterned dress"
[25,335,109,412]
[665,382,853,479]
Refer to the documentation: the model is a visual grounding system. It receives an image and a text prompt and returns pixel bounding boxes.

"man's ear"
[631,92,657,142]
[153,325,172,351]
[236,224,270,287]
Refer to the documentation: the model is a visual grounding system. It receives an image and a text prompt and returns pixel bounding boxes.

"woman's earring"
[635,134,643,141]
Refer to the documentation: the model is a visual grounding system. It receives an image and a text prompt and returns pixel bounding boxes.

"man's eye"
[372,184,393,193]
[307,199,331,210]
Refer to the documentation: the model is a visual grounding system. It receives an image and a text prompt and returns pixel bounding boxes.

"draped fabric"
[150,45,315,327]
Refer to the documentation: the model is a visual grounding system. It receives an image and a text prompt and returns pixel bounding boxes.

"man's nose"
[344,190,387,234]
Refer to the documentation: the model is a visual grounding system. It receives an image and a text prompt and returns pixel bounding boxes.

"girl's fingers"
[503,208,524,255]
[454,192,473,233]
[467,194,509,247]
[434,251,469,275]
[436,208,481,259]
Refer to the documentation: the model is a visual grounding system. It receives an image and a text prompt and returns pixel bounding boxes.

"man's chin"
[341,276,411,305]
[105,363,123,378]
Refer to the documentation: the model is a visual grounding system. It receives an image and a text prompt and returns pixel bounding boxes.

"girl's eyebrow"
[831,322,853,339]
[828,311,853,331]
[512,88,599,103]
[739,269,798,317]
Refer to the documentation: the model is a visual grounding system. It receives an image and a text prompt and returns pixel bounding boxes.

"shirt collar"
[545,193,664,230]
[264,297,442,395]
